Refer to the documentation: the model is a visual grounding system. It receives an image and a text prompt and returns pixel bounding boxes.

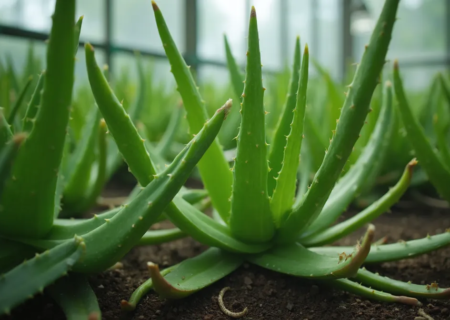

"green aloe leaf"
[301,159,416,246]
[152,1,233,220]
[229,7,275,243]
[0,108,12,150]
[393,61,450,203]
[310,230,450,263]
[72,102,230,273]
[276,0,400,243]
[148,248,243,299]
[355,268,450,299]
[156,105,183,158]
[270,44,308,224]
[0,0,75,238]
[249,225,374,279]
[168,196,272,254]
[0,238,35,274]
[63,109,101,213]
[121,264,178,311]
[47,274,101,320]
[267,37,302,196]
[85,43,156,187]
[7,75,33,127]
[0,237,84,315]
[22,72,44,133]
[328,278,421,306]
[301,81,395,239]
[137,228,186,246]
[221,34,244,147]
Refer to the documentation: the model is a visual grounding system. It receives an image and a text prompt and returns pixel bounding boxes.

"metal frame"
[0,0,448,80]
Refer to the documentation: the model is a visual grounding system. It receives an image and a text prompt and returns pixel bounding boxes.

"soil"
[3,182,450,320]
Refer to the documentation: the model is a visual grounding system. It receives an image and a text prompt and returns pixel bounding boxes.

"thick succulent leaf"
[310,231,450,263]
[22,72,44,133]
[156,105,183,158]
[0,238,35,274]
[63,109,100,213]
[221,35,244,147]
[73,16,83,55]
[276,0,400,243]
[393,61,450,203]
[104,53,146,179]
[440,73,450,111]
[311,59,344,137]
[80,119,108,212]
[148,248,243,299]
[0,237,84,315]
[85,43,156,187]
[167,196,272,254]
[0,134,25,195]
[0,108,12,150]
[152,1,233,220]
[328,278,421,306]
[301,159,416,246]
[267,37,302,196]
[0,0,75,238]
[47,274,101,320]
[248,225,374,279]
[355,268,450,299]
[137,228,186,246]
[72,103,230,273]
[301,81,395,238]
[270,45,308,224]
[7,75,33,127]
[121,264,177,311]
[49,188,205,241]
[229,7,275,243]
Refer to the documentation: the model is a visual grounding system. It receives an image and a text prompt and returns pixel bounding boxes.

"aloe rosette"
[117,0,450,313]
[0,0,231,317]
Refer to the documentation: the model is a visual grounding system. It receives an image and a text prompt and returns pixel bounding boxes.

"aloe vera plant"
[0,0,230,317]
[117,0,450,313]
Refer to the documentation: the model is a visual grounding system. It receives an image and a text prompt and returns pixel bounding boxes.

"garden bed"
[3,191,450,320]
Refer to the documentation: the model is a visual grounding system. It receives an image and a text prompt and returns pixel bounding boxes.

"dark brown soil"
[3,193,450,320]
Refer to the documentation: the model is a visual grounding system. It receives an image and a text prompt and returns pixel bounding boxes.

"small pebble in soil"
[286,302,294,311]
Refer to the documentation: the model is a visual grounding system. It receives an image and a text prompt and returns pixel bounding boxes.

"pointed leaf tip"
[217,99,233,119]
[12,132,27,145]
[152,1,159,11]
[407,158,418,175]
[385,80,392,87]
[393,59,399,69]
[250,6,256,18]
[85,43,94,51]
[304,44,309,55]
[120,300,136,311]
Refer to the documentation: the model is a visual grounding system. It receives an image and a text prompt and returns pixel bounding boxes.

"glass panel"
[112,0,185,53]
[287,0,312,67]
[0,0,105,42]
[77,0,105,43]
[316,0,342,79]
[352,0,446,62]
[198,0,247,65]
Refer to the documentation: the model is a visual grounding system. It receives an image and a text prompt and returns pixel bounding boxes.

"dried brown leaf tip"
[151,1,159,11]
[250,6,256,18]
